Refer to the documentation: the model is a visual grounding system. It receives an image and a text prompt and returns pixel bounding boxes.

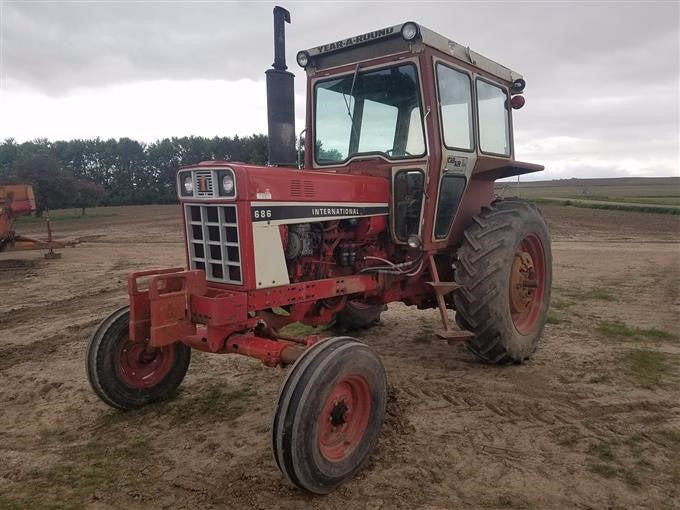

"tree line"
[0,135,268,215]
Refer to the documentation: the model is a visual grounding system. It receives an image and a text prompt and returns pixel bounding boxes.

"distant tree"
[0,134,274,209]
[73,179,105,215]
[315,140,343,162]
[3,142,74,216]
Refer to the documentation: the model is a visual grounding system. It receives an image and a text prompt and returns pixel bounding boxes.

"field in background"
[496,177,680,214]
[1,203,679,509]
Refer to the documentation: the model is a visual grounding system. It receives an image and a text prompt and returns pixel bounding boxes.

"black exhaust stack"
[266,6,296,167]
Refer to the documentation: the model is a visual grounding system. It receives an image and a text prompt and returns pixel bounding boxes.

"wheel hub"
[510,250,537,314]
[318,375,371,462]
[508,233,547,335]
[117,339,174,389]
[329,400,349,427]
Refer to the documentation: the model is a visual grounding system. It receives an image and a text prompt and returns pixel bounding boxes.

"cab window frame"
[475,77,512,158]
[391,167,426,243]
[434,60,476,153]
[312,61,428,167]
[433,173,467,240]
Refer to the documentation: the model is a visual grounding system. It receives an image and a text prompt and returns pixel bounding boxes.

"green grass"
[587,462,618,478]
[588,441,616,462]
[0,434,157,509]
[596,321,676,342]
[562,287,617,302]
[481,495,533,509]
[529,197,680,215]
[98,383,255,428]
[552,426,581,447]
[15,211,118,224]
[588,373,611,384]
[624,349,671,388]
[173,385,254,419]
[546,312,563,325]
[564,195,680,206]
[2,383,255,508]
[279,321,320,337]
[660,429,680,445]
[550,298,574,311]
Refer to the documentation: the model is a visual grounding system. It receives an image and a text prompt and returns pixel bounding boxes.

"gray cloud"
[2,1,678,177]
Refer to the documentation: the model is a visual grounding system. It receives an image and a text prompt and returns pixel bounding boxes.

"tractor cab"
[291,20,543,248]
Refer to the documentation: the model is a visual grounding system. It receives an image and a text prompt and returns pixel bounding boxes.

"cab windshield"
[314,63,426,165]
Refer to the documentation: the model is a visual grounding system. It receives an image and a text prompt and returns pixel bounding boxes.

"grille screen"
[194,171,215,197]
[185,204,242,284]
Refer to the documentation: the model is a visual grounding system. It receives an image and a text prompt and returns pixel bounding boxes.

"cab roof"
[303,22,522,84]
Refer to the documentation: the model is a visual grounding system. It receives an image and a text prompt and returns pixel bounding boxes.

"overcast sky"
[1,1,678,180]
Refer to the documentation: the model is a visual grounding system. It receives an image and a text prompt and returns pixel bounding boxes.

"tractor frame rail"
[127,267,375,365]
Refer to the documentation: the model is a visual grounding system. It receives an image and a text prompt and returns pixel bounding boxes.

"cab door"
[430,59,477,243]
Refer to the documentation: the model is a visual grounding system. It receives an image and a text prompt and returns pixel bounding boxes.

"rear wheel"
[453,199,552,363]
[273,337,387,494]
[333,300,386,332]
[86,306,191,410]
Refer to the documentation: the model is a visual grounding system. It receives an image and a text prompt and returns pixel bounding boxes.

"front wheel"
[453,199,552,364]
[86,306,191,410]
[273,337,387,494]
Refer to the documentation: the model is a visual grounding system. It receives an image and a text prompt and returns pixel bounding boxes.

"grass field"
[496,177,680,214]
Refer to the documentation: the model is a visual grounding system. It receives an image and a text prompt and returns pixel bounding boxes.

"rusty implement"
[0,185,75,258]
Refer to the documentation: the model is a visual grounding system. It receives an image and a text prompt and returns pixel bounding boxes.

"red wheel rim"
[318,375,372,462]
[116,337,175,389]
[509,233,546,334]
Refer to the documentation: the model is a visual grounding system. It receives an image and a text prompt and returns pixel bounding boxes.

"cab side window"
[436,64,473,151]
[393,169,424,241]
[477,80,510,156]
[434,175,466,239]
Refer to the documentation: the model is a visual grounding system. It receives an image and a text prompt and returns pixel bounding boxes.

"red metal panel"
[128,267,184,342]
[190,291,248,326]
[246,274,379,311]
[239,165,389,203]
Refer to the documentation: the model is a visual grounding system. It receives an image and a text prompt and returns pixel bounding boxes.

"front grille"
[185,204,242,284]
[194,171,215,197]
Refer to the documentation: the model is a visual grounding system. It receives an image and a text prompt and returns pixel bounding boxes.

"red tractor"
[87,7,551,494]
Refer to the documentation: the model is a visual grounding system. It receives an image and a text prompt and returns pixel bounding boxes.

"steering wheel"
[384,148,413,157]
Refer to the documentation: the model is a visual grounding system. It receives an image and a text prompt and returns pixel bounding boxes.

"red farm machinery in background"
[0,184,69,258]
[86,6,552,494]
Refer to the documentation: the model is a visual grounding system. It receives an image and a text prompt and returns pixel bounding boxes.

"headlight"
[296,51,309,68]
[401,22,420,41]
[218,170,236,197]
[182,174,193,195]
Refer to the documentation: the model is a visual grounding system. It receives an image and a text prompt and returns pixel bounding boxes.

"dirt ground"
[1,204,679,510]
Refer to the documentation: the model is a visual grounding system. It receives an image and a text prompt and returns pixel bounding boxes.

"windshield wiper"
[342,63,361,145]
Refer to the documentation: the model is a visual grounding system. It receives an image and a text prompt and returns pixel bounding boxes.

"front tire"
[273,337,387,494]
[453,199,552,364]
[86,306,191,410]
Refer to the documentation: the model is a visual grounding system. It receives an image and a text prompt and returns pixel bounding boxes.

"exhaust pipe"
[265,6,296,167]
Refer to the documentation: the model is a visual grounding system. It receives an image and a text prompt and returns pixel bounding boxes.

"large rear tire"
[273,337,387,494]
[453,199,552,364]
[86,306,191,410]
